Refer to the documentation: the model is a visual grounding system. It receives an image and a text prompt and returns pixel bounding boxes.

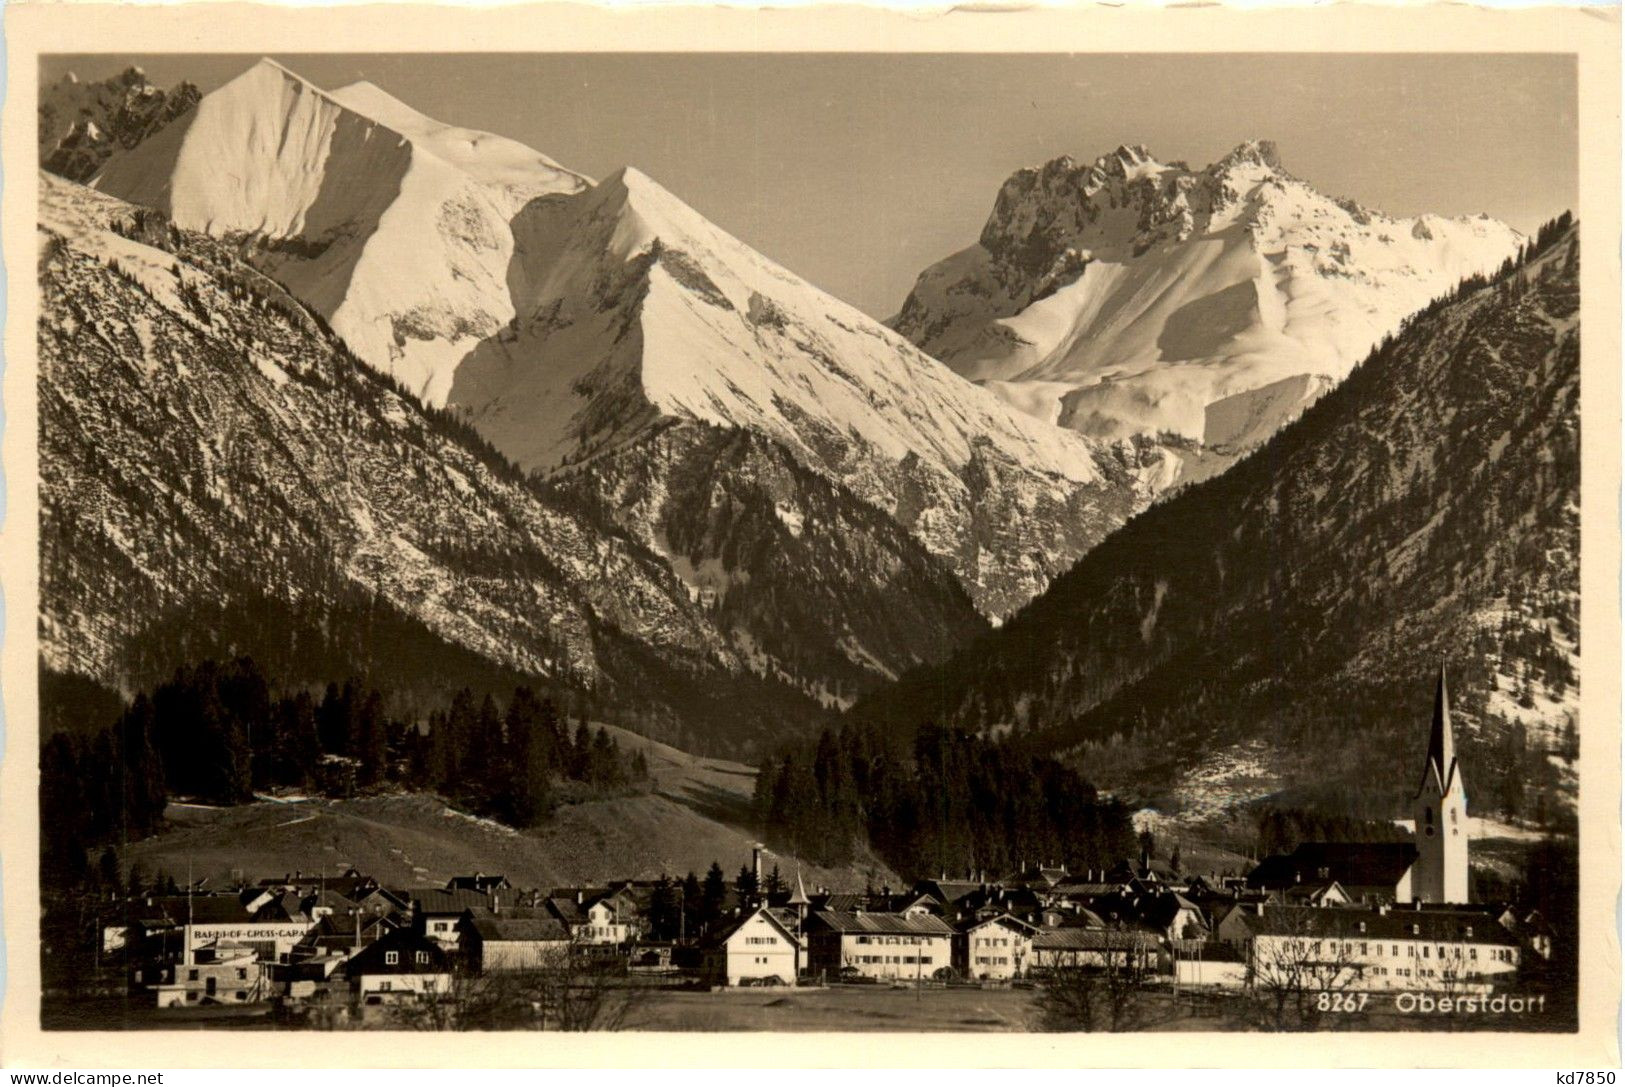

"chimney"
[752,843,763,884]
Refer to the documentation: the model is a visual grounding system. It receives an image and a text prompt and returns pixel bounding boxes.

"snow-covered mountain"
[81,60,1166,617]
[38,173,997,756]
[450,166,1165,616]
[860,217,1580,820]
[893,141,1522,453]
[90,58,589,406]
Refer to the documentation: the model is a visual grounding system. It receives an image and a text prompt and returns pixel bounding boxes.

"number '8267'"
[1316,992,1369,1013]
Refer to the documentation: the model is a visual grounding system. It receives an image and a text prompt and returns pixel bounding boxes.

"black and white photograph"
[2,2,1619,1066]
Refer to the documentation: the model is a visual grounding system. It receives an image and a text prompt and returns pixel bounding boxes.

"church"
[1247,667,1469,905]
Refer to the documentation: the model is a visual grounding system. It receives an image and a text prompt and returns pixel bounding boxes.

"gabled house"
[702,906,804,986]
[447,873,511,894]
[1138,892,1210,942]
[345,930,452,1004]
[410,888,497,946]
[544,887,640,946]
[460,912,572,973]
[956,913,1037,980]
[294,909,397,959]
[805,911,954,982]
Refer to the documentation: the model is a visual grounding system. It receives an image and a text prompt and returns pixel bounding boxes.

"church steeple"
[1411,663,1468,903]
[1417,664,1459,797]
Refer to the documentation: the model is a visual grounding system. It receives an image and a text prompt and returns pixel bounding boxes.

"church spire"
[788,867,810,907]
[1419,663,1457,796]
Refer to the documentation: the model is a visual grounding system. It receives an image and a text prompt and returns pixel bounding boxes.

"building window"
[416,951,430,965]
[385,951,399,965]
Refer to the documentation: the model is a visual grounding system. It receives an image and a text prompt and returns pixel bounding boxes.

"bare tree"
[1035,945,1156,1032]
[1234,914,1364,1031]
[391,942,641,1031]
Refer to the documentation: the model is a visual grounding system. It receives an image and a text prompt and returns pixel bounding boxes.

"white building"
[704,907,804,986]
[1224,903,1521,993]
[957,914,1035,980]
[345,930,453,1004]
[806,910,955,982]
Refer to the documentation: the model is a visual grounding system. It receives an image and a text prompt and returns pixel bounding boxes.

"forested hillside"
[37,172,842,757]
[852,217,1581,827]
[40,660,647,884]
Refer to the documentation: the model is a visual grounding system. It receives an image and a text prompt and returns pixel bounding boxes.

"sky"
[41,53,1578,319]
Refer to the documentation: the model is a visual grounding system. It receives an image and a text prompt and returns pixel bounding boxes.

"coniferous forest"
[38,660,648,886]
[752,723,1138,880]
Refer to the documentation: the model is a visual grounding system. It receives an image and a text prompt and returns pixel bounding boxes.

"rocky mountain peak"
[39,65,202,183]
[895,138,1521,456]
[1212,138,1284,174]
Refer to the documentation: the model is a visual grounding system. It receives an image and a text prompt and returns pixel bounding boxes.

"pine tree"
[701,861,727,927]
[356,688,389,787]
[734,865,759,910]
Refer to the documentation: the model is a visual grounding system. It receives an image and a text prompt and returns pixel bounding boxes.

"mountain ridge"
[42,171,935,757]
[855,217,1580,825]
[450,163,1167,617]
[90,58,588,406]
[893,140,1522,457]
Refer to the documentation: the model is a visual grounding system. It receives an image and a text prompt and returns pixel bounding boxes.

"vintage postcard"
[1,1,1619,1069]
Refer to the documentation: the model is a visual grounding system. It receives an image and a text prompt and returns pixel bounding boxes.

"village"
[76,674,1557,1030]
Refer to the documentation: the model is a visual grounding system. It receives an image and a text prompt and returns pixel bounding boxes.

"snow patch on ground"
[441,806,518,837]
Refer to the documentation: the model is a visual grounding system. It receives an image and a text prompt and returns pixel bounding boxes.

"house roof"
[960,913,1039,936]
[808,911,954,936]
[1247,843,1419,892]
[706,907,804,950]
[1032,928,1160,951]
[139,895,257,926]
[413,888,498,916]
[1138,893,1207,931]
[448,874,510,892]
[912,881,984,907]
[466,915,571,943]
[344,930,450,977]
[1234,905,1519,945]
[1050,881,1125,896]
[1283,880,1346,903]
[545,896,586,924]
